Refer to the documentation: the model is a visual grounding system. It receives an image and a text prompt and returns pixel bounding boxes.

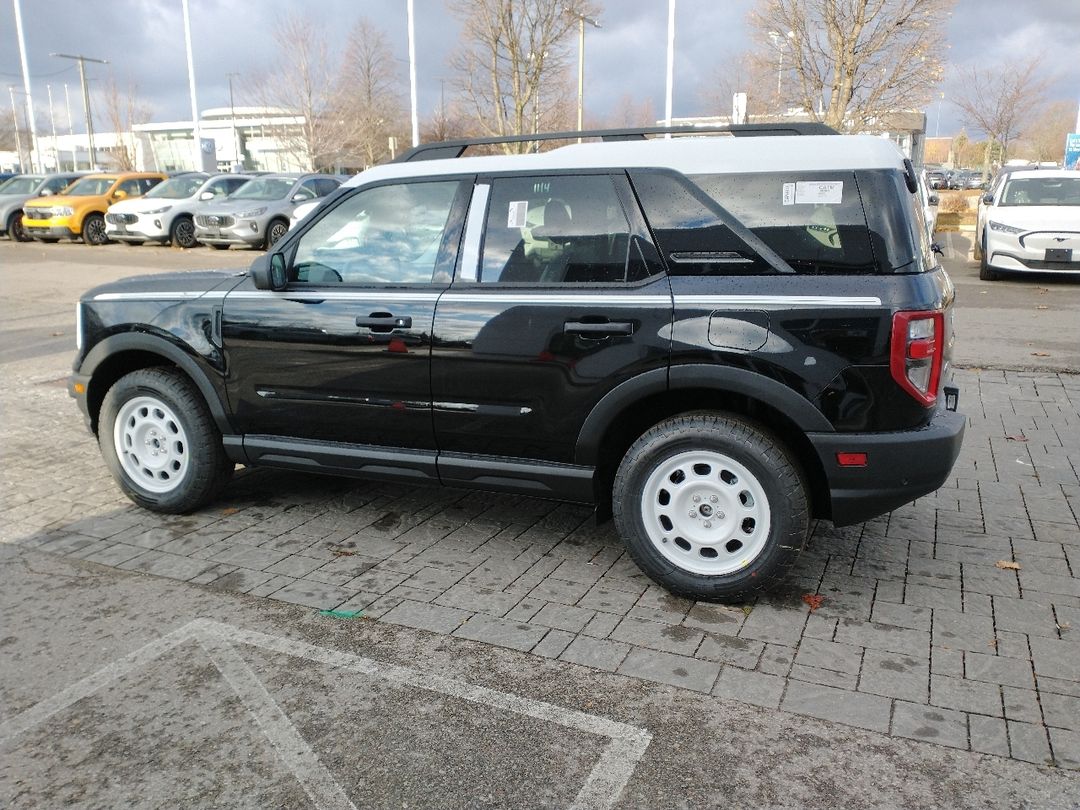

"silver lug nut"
[710,495,718,503]
[704,521,712,529]
[688,510,696,518]
[693,495,701,503]
[717,512,725,520]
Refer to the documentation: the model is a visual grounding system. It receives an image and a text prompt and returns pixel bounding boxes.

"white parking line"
[0,618,652,810]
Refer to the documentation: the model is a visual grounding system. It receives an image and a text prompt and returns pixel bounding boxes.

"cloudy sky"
[2,0,1079,140]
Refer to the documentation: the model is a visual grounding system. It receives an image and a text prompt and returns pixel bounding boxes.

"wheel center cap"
[699,504,713,517]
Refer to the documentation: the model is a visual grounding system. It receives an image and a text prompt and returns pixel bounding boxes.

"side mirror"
[292,192,313,203]
[250,252,288,291]
[928,194,939,206]
[982,193,993,205]
[199,191,214,201]
[931,242,944,257]
[113,189,128,200]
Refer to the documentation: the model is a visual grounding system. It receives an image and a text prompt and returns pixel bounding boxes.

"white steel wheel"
[641,449,771,576]
[113,395,190,494]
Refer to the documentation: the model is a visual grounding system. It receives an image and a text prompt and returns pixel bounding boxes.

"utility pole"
[12,0,41,172]
[407,0,419,148]
[664,0,676,135]
[227,71,241,169]
[8,86,25,170]
[52,53,108,170]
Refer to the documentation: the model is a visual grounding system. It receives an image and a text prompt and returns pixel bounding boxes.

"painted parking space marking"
[0,618,652,810]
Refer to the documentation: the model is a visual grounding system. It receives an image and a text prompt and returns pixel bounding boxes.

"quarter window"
[479,175,632,284]
[292,180,464,285]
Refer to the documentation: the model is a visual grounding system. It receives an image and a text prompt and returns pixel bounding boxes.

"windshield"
[229,177,294,201]
[64,177,116,196]
[0,176,43,195]
[1001,177,1080,207]
[145,175,207,199]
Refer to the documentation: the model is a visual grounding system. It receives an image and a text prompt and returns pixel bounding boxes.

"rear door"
[430,172,672,491]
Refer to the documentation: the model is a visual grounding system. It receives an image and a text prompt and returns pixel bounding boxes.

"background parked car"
[963,170,987,190]
[105,172,253,248]
[22,172,166,245]
[0,172,85,242]
[926,169,948,190]
[978,170,1080,281]
[917,169,939,239]
[193,173,342,250]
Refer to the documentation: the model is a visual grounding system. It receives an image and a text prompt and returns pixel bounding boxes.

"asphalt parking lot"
[1,238,1079,807]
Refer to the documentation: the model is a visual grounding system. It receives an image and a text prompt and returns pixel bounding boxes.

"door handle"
[564,320,635,336]
[356,313,412,332]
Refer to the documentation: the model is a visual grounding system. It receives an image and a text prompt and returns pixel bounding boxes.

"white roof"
[345,134,908,188]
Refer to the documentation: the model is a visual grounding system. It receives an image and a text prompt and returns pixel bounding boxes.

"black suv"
[70,125,964,602]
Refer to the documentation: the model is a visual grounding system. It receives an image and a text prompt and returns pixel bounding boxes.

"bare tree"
[447,0,599,153]
[248,14,347,171]
[336,18,406,168]
[951,57,1052,177]
[749,0,953,131]
[1014,99,1076,164]
[98,74,151,171]
[701,53,778,121]
[604,94,656,129]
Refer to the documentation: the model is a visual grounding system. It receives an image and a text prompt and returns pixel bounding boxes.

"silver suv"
[193,173,342,250]
[0,173,85,242]
[105,172,253,248]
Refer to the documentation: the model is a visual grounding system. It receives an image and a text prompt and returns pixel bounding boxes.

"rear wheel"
[82,213,109,245]
[170,216,198,249]
[613,412,809,603]
[7,211,31,242]
[99,368,233,513]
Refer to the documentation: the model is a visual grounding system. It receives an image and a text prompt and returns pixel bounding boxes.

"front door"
[222,177,470,473]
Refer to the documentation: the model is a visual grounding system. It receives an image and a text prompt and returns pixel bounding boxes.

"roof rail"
[394,122,839,163]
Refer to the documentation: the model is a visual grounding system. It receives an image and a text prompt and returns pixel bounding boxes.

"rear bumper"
[808,407,965,527]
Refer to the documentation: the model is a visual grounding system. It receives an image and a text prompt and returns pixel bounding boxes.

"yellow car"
[22,172,166,245]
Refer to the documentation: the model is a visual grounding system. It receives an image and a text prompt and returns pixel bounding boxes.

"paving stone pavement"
[2,357,1079,771]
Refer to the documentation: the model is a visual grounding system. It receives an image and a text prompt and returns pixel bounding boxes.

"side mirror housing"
[113,189,128,200]
[928,194,939,206]
[39,188,54,197]
[250,252,288,291]
[292,192,313,203]
[982,193,994,205]
[931,242,944,256]
[199,190,214,201]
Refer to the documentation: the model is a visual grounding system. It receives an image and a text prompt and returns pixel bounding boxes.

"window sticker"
[507,200,529,228]
[794,181,843,205]
[782,183,795,206]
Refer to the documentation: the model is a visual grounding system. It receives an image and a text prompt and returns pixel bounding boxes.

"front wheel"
[265,218,289,249]
[979,236,999,281]
[8,211,31,242]
[613,413,809,603]
[170,216,198,249]
[99,368,233,513]
[82,213,109,245]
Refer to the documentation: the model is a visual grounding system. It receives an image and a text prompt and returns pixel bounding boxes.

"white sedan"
[979,170,1080,280]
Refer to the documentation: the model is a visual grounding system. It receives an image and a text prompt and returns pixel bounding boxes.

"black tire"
[208,243,230,250]
[170,216,198,249]
[612,412,809,603]
[82,213,109,245]
[265,218,289,249]
[8,211,31,242]
[99,368,233,513]
[122,239,145,246]
[979,235,999,281]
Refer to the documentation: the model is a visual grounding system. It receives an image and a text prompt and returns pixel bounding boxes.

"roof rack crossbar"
[394,122,839,163]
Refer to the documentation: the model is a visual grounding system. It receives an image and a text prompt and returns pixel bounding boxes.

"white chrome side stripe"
[92,291,228,301]
[673,295,882,308]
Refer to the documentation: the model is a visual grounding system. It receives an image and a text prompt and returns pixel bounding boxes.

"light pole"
[12,0,42,172]
[407,0,419,148]
[570,12,601,137]
[768,30,794,104]
[935,91,944,138]
[47,84,58,170]
[52,53,108,170]
[8,86,26,171]
[664,0,675,134]
[227,72,241,169]
[181,0,203,171]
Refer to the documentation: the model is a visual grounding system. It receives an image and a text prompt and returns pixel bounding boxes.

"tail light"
[890,310,944,406]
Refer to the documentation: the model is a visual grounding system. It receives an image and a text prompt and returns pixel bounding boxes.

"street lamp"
[51,53,108,170]
[768,30,794,100]
[569,11,601,136]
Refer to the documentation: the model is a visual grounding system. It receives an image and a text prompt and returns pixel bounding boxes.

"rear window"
[692,172,876,274]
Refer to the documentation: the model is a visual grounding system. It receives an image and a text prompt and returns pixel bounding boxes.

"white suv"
[979,170,1080,280]
[105,173,252,248]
